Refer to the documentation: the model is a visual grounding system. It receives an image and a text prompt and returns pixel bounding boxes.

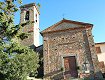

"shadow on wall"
[35,45,44,78]
[81,71,104,80]
[43,70,104,80]
[102,73,105,78]
[43,69,64,80]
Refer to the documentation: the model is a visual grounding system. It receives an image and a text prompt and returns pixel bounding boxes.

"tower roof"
[20,3,40,14]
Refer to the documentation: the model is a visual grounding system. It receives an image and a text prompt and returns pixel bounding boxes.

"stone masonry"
[41,19,103,80]
[20,3,40,47]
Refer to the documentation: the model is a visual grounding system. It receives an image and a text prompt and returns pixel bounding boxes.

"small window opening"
[25,11,29,20]
[96,47,101,54]
[36,14,37,22]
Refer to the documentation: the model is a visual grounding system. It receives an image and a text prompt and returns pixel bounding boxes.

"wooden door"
[63,56,78,78]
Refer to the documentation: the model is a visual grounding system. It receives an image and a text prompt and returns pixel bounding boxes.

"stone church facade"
[20,3,103,80]
[41,19,103,79]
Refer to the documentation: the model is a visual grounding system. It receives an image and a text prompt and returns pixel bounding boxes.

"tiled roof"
[95,42,105,45]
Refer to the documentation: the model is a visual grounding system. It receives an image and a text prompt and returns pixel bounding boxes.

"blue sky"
[14,0,105,45]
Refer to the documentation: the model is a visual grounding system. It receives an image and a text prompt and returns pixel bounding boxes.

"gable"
[41,19,93,34]
[51,22,82,31]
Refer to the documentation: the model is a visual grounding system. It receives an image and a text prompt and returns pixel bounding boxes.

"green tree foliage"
[0,0,39,80]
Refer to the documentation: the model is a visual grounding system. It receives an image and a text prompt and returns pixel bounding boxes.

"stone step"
[27,76,42,80]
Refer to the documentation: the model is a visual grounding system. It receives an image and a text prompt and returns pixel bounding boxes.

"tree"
[0,0,39,80]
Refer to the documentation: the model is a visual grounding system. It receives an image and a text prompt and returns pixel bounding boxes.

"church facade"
[20,3,103,80]
[41,19,102,79]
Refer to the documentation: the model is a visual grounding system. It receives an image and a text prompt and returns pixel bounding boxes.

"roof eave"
[41,25,92,35]
[20,3,40,15]
[95,42,105,45]
[41,19,93,35]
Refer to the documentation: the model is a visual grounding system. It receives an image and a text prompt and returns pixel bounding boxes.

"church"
[19,3,103,80]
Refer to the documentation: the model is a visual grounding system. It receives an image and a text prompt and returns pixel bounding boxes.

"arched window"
[25,11,29,20]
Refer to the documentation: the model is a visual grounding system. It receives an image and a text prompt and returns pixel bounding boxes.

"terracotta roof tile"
[95,42,105,45]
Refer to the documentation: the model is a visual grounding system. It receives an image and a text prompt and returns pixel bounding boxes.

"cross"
[62,14,65,19]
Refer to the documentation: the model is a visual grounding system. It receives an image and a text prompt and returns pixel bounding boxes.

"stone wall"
[20,3,39,47]
[20,6,34,46]
[86,28,103,77]
[43,29,81,78]
[43,24,102,79]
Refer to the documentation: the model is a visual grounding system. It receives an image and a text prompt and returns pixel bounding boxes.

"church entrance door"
[63,56,78,78]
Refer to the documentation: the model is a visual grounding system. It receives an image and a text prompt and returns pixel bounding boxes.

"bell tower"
[20,3,40,47]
